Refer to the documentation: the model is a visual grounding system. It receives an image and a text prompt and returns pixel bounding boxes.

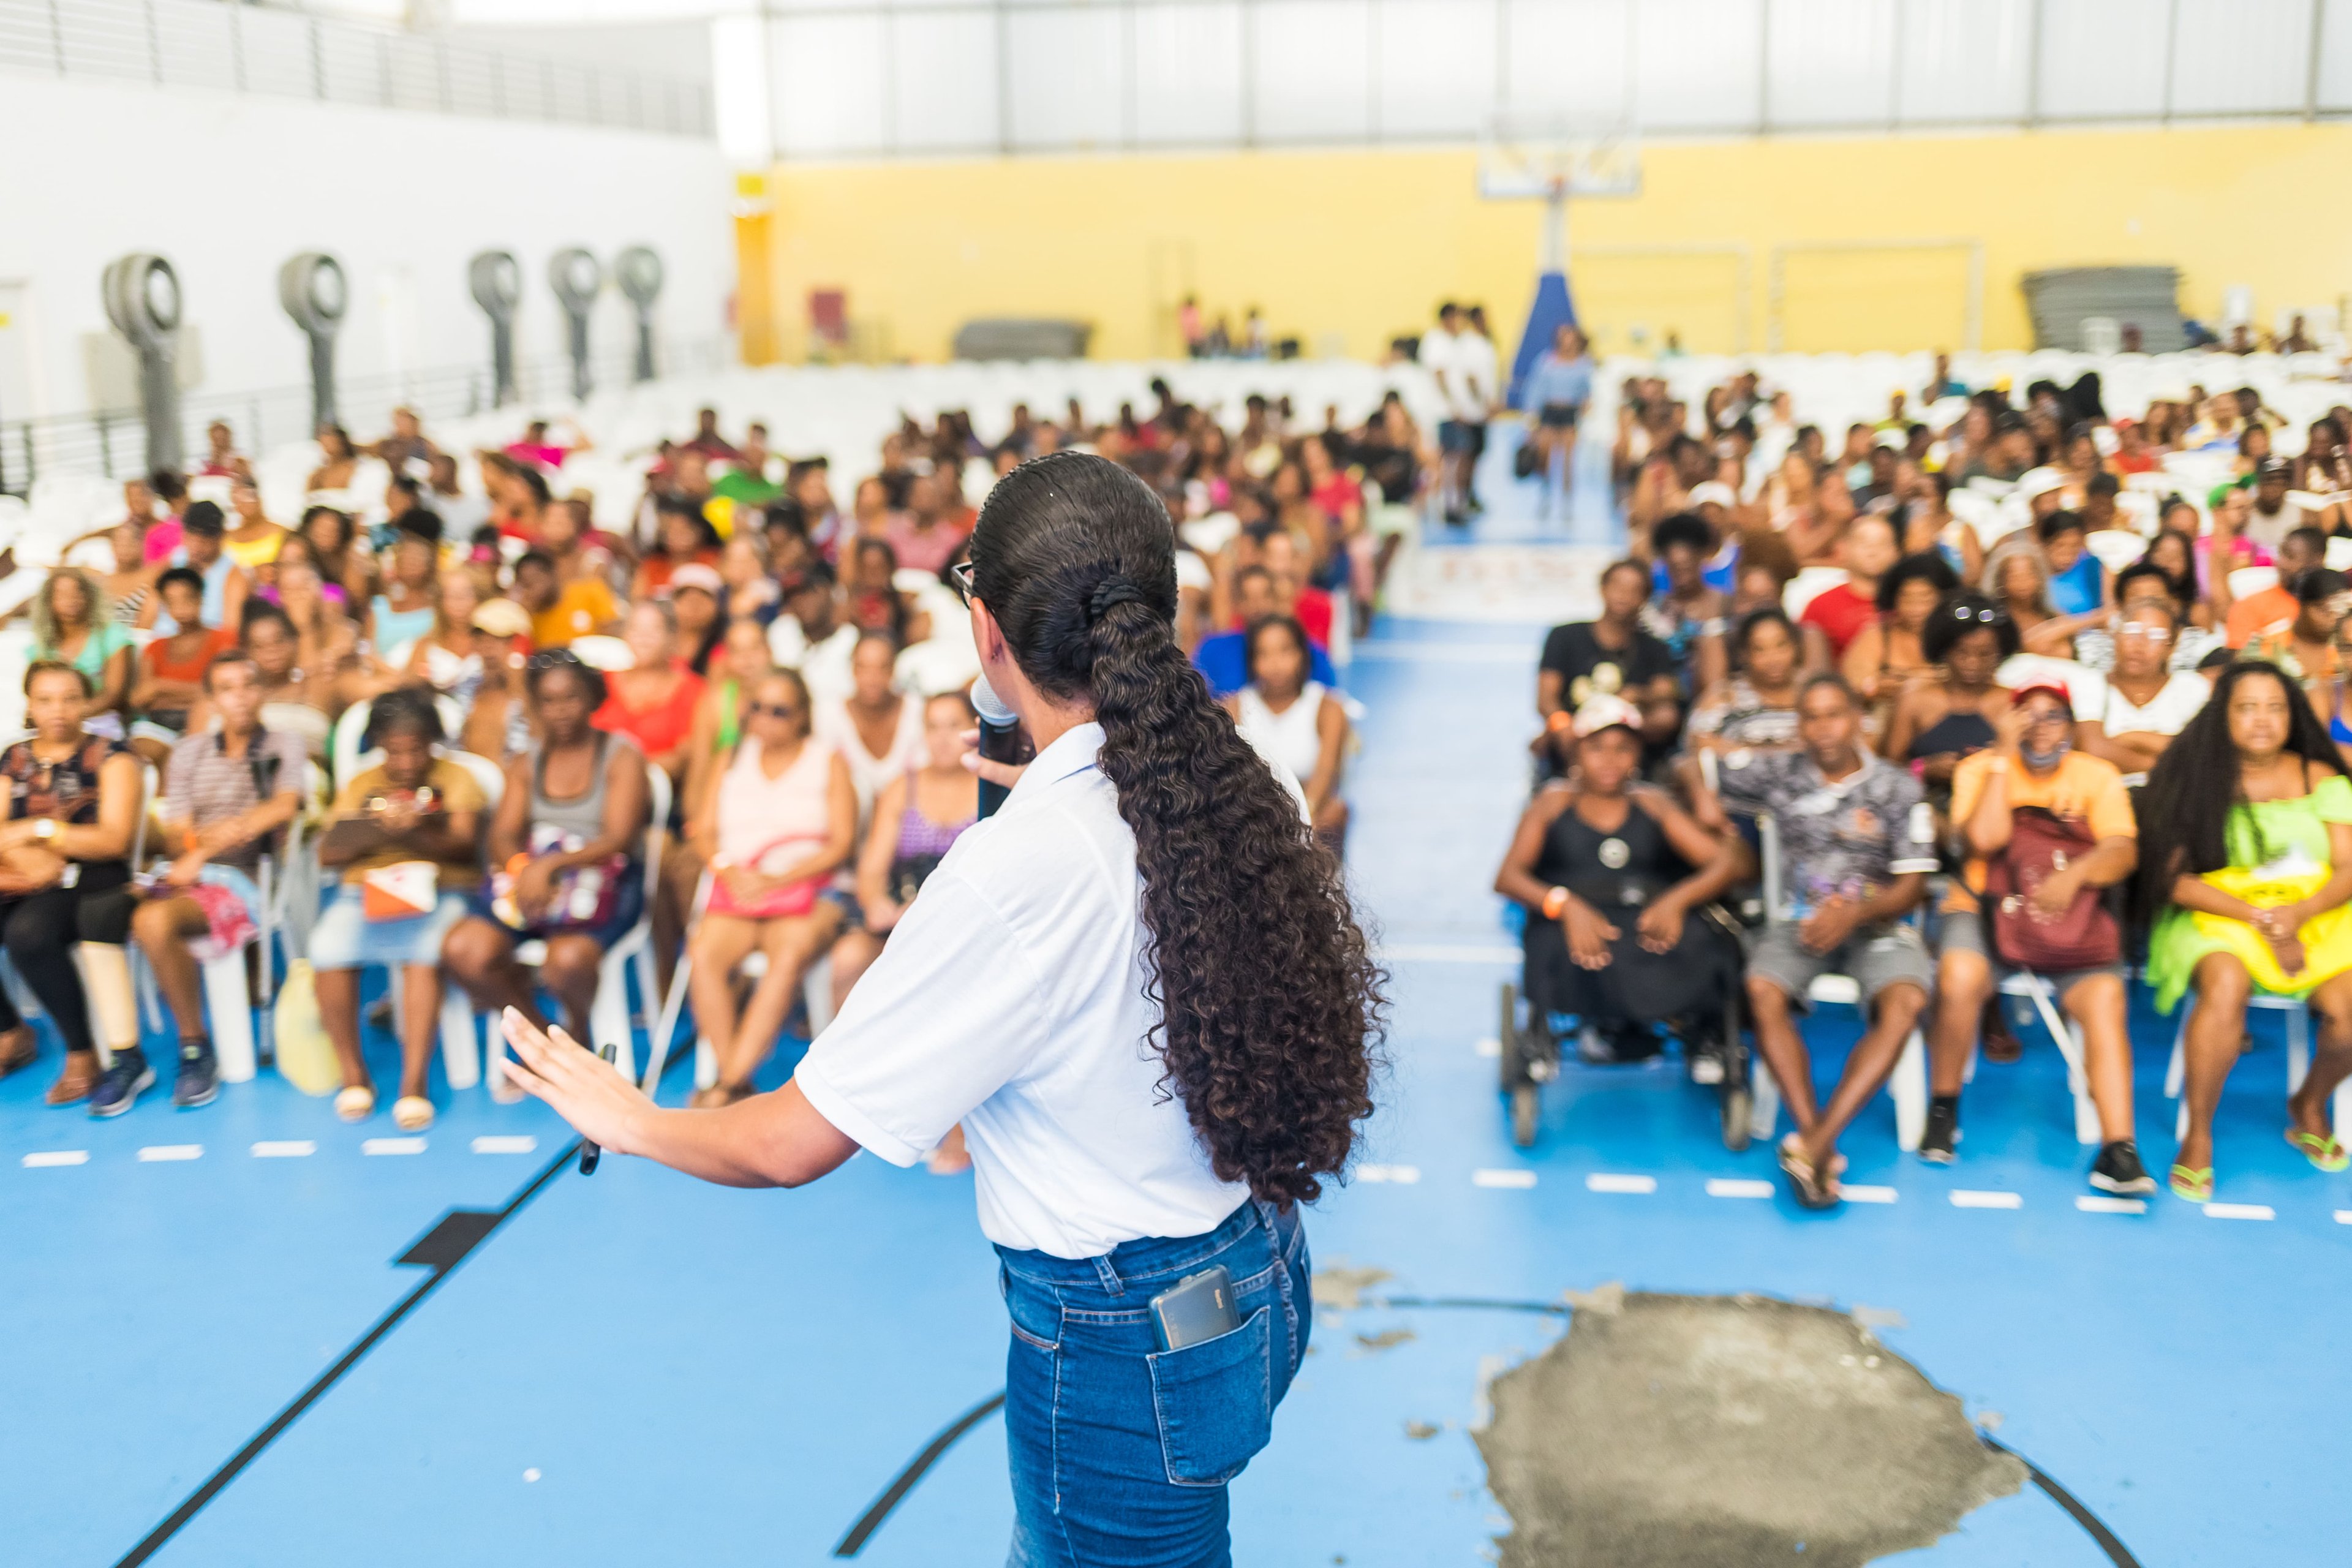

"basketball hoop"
[1479,114,1643,405]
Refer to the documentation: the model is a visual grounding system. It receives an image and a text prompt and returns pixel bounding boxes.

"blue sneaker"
[173,1039,219,1109]
[88,1048,154,1118]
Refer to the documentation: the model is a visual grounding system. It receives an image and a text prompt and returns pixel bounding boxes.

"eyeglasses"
[949,560,976,606]
[2116,623,2173,641]
[526,649,584,673]
[748,701,801,720]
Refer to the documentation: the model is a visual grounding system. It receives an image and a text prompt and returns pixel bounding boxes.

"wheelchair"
[1496,902,1757,1151]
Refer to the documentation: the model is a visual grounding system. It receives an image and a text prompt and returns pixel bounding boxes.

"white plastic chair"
[1996,970,2102,1145]
[2163,992,2352,1141]
[479,761,671,1096]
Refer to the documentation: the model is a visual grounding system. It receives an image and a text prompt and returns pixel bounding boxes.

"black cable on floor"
[831,1392,1008,1557]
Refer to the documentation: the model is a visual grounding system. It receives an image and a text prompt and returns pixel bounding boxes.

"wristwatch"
[32,818,57,843]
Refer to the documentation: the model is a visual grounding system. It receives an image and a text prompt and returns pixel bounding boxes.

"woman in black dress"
[1496,694,1746,1061]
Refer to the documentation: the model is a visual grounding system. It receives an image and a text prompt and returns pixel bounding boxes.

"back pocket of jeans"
[1145,1306,1272,1487]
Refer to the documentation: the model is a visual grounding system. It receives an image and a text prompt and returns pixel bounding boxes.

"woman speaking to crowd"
[496,452,1387,1567]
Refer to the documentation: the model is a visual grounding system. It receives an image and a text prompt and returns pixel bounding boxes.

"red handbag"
[1983,806,2121,970]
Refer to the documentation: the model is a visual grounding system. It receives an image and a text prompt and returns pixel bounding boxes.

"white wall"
[0,73,733,422]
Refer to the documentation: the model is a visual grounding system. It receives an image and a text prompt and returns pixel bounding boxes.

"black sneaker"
[1918,1099,1961,1164]
[88,1048,154,1118]
[2089,1139,2157,1196]
[173,1039,219,1109]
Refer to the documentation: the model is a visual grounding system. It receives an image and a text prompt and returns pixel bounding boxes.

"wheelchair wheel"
[1498,981,1522,1094]
[1511,1083,1540,1148]
[1717,982,1752,1154]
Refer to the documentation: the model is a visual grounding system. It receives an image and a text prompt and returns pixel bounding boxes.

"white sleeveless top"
[817,694,924,827]
[1235,680,1329,787]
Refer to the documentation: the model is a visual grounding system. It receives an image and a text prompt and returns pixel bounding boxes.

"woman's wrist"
[1540,885,1570,921]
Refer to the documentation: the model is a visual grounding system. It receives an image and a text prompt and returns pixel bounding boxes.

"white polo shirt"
[792,721,1251,1259]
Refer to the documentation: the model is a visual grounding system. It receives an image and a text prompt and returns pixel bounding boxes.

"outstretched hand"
[497,1008,656,1158]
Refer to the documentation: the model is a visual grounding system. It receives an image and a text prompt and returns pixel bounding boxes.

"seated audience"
[767,563,859,709]
[683,619,779,818]
[2078,597,2208,775]
[0,664,141,1110]
[1496,695,1744,1065]
[683,669,856,1107]
[442,654,650,1057]
[1687,607,1804,753]
[635,497,721,600]
[99,518,157,629]
[1643,513,1731,688]
[33,567,134,725]
[1193,565,1336,698]
[404,570,519,758]
[1924,682,2149,1194]
[311,690,486,1130]
[1981,535,2082,657]
[1798,513,1898,660]
[1538,559,1681,764]
[134,653,307,1112]
[133,567,236,733]
[1886,593,2018,812]
[1722,675,1939,1208]
[224,478,289,573]
[595,600,706,786]
[2224,525,2323,647]
[369,513,442,662]
[515,548,621,650]
[1841,551,1960,726]
[2038,510,2108,617]
[2141,661,2352,1199]
[1227,615,1351,853]
[828,690,982,1171]
[668,563,726,674]
[2247,568,2349,700]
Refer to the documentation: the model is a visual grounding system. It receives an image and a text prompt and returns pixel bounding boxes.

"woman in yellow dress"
[2142,660,2352,1200]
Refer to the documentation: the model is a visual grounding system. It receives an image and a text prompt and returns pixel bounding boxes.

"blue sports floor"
[6,437,2345,1566]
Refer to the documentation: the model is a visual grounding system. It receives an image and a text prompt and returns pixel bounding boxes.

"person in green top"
[31,568,134,725]
[2140,661,2352,1200]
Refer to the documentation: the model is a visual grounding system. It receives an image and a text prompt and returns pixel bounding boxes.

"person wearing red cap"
[1923,682,2150,1194]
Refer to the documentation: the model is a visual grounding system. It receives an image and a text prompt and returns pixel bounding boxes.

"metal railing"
[0,0,711,138]
[0,336,736,496]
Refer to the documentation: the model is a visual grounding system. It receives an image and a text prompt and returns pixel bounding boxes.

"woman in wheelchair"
[1496,694,1746,1068]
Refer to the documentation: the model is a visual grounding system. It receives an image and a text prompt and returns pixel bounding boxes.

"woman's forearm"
[619,1080,856,1188]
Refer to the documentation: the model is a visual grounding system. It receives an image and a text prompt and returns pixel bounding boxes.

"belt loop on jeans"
[1091,1254,1123,1294]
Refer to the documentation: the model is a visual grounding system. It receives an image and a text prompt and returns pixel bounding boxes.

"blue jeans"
[997,1200,1310,1568]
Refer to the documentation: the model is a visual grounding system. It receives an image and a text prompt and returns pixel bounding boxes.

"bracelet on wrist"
[1541,886,1570,921]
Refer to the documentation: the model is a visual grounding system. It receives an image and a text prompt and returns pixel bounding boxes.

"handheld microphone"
[971,675,1020,820]
[578,1041,619,1175]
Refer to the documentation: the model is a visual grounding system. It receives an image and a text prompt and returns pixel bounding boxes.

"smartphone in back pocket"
[1149,1265,1240,1352]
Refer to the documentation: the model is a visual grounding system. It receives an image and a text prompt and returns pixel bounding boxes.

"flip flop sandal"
[2168,1163,2214,1202]
[393,1096,435,1133]
[2285,1127,2351,1173]
[1779,1134,1842,1210]
[334,1085,376,1123]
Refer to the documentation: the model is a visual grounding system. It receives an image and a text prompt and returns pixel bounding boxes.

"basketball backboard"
[1477,113,1643,203]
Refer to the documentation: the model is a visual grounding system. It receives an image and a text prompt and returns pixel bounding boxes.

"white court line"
[137,1144,202,1163]
[1950,1189,2022,1209]
[1841,1185,1899,1204]
[1472,1168,1537,1189]
[2203,1202,2274,1221]
[1473,1036,1502,1058]
[22,1150,88,1168]
[1706,1178,1774,1199]
[472,1136,538,1155]
[251,1140,315,1159]
[2076,1194,2147,1215]
[1378,944,1521,965]
[362,1137,427,1156]
[1357,1163,1421,1184]
[1585,1173,1656,1194]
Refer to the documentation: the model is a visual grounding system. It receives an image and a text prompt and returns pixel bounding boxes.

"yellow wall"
[762,121,2352,363]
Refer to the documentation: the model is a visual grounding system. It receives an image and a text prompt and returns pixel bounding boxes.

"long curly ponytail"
[973,451,1385,1205]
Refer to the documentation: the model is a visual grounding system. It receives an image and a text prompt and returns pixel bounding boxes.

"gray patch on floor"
[1473,1292,2024,1568]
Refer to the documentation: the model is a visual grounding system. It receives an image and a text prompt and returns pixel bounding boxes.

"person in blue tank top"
[2040,510,2108,619]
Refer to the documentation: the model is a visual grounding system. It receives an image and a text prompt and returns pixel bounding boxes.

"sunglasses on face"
[748,701,800,720]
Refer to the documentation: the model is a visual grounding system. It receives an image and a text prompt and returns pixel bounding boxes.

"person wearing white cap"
[1494,695,1744,1066]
